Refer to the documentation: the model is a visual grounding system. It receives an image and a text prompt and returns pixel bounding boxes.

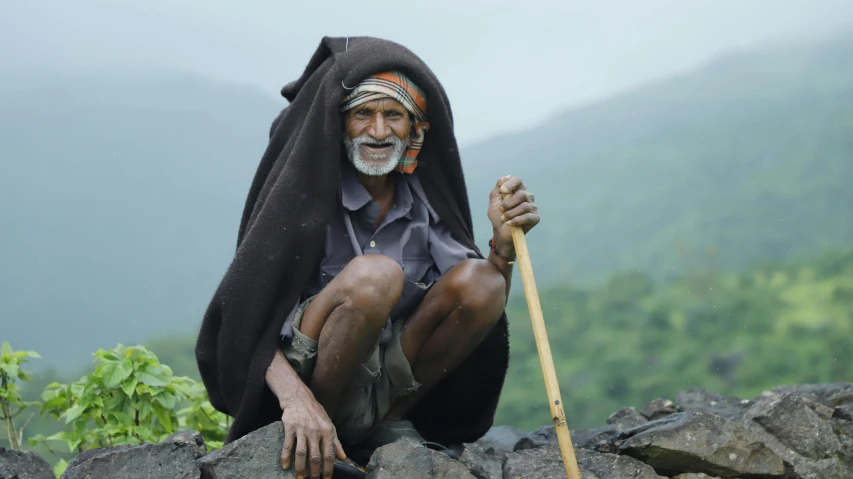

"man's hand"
[278,381,346,479]
[488,175,540,258]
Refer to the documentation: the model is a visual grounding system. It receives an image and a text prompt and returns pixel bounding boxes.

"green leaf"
[110,411,134,427]
[153,407,173,432]
[53,459,69,478]
[121,378,139,398]
[155,392,176,409]
[1,362,20,379]
[68,438,82,452]
[1,342,12,356]
[135,371,168,387]
[134,424,152,441]
[46,431,69,442]
[63,405,85,424]
[102,358,134,388]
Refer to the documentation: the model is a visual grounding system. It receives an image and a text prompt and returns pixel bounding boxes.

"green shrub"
[27,344,229,475]
[0,341,41,450]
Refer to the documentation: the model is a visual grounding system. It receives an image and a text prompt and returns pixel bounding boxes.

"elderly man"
[196,37,540,479]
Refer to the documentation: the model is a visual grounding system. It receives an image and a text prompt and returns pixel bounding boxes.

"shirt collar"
[340,166,415,219]
[340,167,374,211]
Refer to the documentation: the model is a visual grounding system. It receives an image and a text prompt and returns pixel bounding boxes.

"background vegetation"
[1,23,851,473]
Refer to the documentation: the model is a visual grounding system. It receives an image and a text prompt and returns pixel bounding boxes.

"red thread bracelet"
[489,237,516,265]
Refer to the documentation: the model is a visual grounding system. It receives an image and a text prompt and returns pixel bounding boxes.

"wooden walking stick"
[505,195,582,479]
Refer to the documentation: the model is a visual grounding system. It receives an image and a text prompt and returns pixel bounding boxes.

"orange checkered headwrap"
[340,71,430,174]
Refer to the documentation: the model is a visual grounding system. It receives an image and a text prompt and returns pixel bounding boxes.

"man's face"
[343,98,412,176]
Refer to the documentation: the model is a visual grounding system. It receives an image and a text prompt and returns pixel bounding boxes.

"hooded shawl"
[195,36,511,445]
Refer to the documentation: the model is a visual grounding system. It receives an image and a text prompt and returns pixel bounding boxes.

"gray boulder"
[768,383,853,408]
[641,398,679,421]
[513,425,558,451]
[743,392,839,460]
[672,474,721,479]
[736,391,853,479]
[607,407,649,430]
[164,430,207,459]
[676,388,752,420]
[60,442,200,479]
[512,424,624,454]
[568,426,621,453]
[504,445,664,479]
[459,447,502,479]
[471,425,528,456]
[364,438,474,479]
[196,422,295,479]
[0,448,54,479]
[618,412,790,478]
[833,405,852,421]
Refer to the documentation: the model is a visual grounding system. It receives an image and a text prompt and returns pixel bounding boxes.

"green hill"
[16,241,850,439]
[3,30,853,370]
[463,29,853,285]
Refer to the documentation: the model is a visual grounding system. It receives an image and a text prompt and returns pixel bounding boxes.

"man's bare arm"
[266,348,346,479]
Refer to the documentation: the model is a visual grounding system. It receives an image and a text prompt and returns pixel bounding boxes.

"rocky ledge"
[2,383,851,478]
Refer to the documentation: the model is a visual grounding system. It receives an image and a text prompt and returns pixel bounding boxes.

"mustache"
[345,133,407,148]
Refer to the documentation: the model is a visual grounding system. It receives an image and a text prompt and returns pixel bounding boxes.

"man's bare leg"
[384,258,506,420]
[298,254,404,418]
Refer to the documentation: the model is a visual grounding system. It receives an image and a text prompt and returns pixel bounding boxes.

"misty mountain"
[463,30,853,284]
[1,71,283,368]
[3,30,852,370]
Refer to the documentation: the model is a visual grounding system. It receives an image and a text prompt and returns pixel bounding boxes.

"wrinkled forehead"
[343,97,410,115]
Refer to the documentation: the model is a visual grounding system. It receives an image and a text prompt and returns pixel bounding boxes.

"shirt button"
[369,240,376,248]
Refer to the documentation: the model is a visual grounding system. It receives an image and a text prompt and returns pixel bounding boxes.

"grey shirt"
[280,166,478,343]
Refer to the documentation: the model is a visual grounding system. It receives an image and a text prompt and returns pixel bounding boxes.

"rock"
[744,392,839,460]
[61,442,200,479]
[512,424,623,454]
[62,445,134,474]
[364,438,474,479]
[769,383,853,408]
[567,426,620,453]
[619,411,790,478]
[459,447,501,479]
[737,391,853,478]
[677,388,751,420]
[641,398,678,420]
[512,425,558,451]
[471,425,527,456]
[833,405,852,421]
[607,407,648,430]
[164,430,207,459]
[196,422,294,479]
[617,412,690,440]
[575,448,666,479]
[0,448,55,479]
[672,474,721,479]
[503,445,664,479]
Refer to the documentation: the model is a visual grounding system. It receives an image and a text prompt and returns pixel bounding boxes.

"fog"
[3,0,852,143]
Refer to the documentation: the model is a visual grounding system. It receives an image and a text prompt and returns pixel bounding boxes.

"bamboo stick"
[506,215,581,479]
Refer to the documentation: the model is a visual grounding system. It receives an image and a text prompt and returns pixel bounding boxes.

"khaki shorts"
[280,296,420,446]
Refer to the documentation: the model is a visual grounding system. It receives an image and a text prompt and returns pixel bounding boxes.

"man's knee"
[338,254,405,311]
[445,259,506,327]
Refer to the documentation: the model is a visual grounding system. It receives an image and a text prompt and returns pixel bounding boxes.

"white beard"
[344,133,407,176]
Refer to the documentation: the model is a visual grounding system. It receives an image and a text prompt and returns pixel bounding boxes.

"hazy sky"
[3,0,852,144]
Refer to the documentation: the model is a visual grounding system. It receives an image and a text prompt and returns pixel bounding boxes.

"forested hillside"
[12,240,848,447]
[463,29,853,284]
[2,30,852,370]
